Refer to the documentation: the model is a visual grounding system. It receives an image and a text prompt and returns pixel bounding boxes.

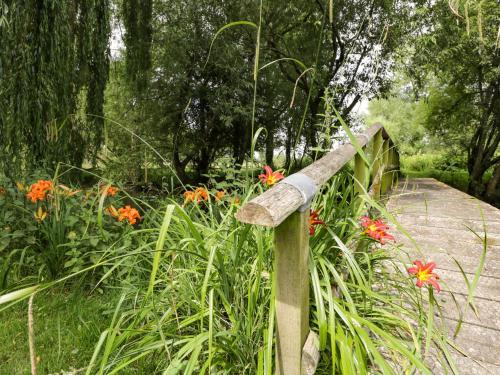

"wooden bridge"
[236,123,500,374]
[388,178,500,374]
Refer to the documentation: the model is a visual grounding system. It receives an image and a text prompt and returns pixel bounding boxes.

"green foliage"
[121,0,153,92]
[404,0,500,196]
[0,1,110,175]
[366,95,431,156]
[0,289,122,374]
[0,173,133,284]
[102,0,420,182]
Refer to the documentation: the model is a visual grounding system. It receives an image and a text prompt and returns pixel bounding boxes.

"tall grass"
[49,170,451,374]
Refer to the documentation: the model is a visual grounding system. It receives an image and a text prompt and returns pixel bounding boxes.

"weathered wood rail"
[235,123,400,374]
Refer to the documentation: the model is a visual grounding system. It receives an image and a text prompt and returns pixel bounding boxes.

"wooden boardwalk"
[387,178,500,374]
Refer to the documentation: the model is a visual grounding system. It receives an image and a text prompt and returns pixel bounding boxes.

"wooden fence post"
[275,209,310,375]
[381,139,390,195]
[371,130,383,200]
[234,124,396,374]
[354,148,368,210]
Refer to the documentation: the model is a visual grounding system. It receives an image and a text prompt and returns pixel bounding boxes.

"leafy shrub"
[0,174,137,286]
[401,153,445,172]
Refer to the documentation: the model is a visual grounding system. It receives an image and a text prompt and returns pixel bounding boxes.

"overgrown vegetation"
[0,169,455,373]
[0,0,489,373]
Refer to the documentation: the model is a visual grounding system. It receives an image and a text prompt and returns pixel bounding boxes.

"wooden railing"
[235,123,400,374]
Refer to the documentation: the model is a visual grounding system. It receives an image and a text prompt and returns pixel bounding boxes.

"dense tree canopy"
[1,0,430,185]
[110,0,422,182]
[0,0,110,174]
[405,0,500,198]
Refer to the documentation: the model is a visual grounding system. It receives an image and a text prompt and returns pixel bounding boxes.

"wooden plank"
[275,210,310,375]
[371,129,383,200]
[388,178,500,373]
[381,139,391,195]
[236,123,384,227]
[301,331,320,375]
[436,292,500,331]
[441,321,500,365]
[354,149,368,210]
[392,214,500,233]
[429,348,500,375]
[394,224,500,245]
[435,269,500,301]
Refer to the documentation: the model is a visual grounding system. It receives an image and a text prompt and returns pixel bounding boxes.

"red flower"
[360,216,395,244]
[309,210,325,236]
[117,205,142,225]
[258,166,284,187]
[408,260,441,292]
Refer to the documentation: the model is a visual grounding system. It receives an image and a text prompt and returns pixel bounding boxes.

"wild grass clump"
[0,159,455,374]
[60,170,451,374]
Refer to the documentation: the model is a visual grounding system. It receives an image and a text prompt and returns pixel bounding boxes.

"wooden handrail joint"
[280,173,318,212]
[236,123,386,228]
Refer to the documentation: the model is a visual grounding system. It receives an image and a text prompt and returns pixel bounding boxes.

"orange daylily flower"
[26,180,53,203]
[408,260,441,292]
[183,187,210,205]
[195,187,209,201]
[16,181,25,192]
[106,186,119,197]
[360,216,395,244]
[105,205,119,218]
[258,166,284,187]
[232,196,241,205]
[117,205,142,225]
[215,190,225,201]
[34,207,47,222]
[309,209,325,236]
[183,190,196,204]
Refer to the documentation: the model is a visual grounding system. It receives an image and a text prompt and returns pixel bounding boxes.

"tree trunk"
[486,163,500,201]
[285,124,292,170]
[265,127,275,169]
[172,129,190,183]
[232,119,247,168]
[195,146,211,182]
[467,165,486,197]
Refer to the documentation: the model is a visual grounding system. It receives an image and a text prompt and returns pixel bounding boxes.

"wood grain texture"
[301,331,320,375]
[236,123,385,227]
[381,139,391,195]
[275,210,310,375]
[371,130,383,200]
[388,178,500,373]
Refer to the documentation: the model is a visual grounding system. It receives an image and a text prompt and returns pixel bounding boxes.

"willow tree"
[0,0,111,175]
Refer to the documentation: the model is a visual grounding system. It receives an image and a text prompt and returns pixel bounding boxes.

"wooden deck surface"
[387,178,500,374]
